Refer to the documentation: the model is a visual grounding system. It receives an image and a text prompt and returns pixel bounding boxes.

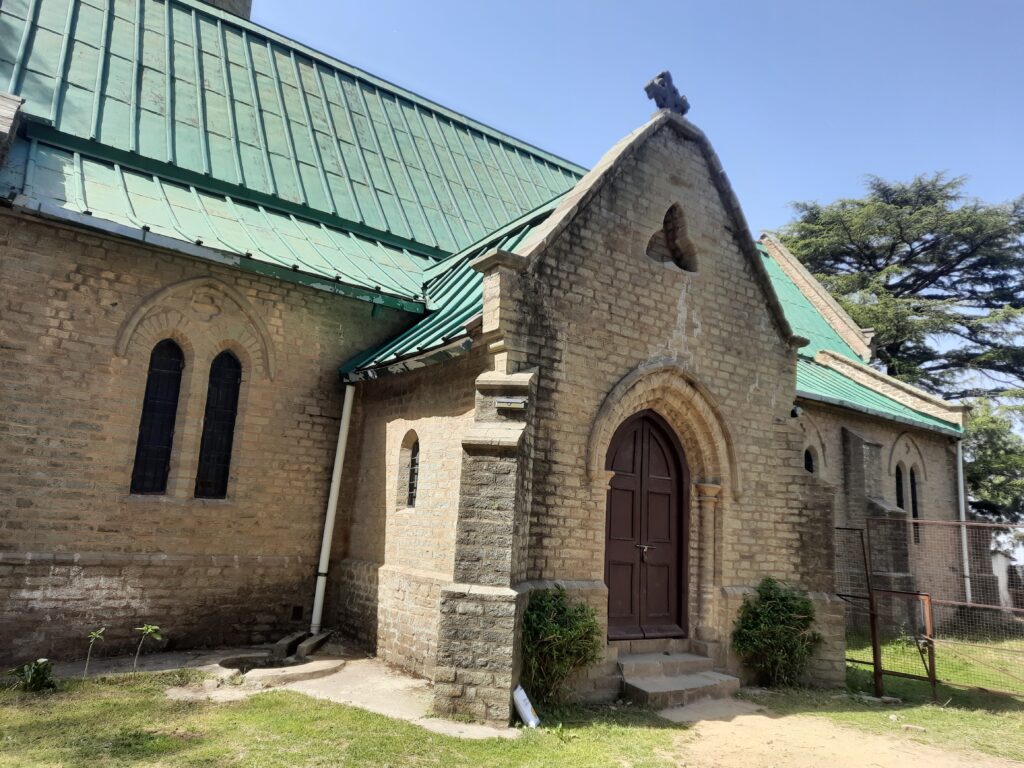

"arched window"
[407,440,420,507]
[803,448,815,473]
[895,465,905,510]
[910,468,920,544]
[131,340,185,494]
[194,351,242,499]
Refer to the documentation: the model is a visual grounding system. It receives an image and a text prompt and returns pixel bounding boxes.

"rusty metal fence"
[835,520,1024,698]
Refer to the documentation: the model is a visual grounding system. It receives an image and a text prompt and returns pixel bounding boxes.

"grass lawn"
[0,670,685,767]
[847,633,1024,695]
[754,666,1024,763]
[4,666,1023,766]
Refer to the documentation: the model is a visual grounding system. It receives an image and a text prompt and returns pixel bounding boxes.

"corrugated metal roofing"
[0,0,583,256]
[796,358,961,435]
[340,194,565,379]
[1,136,429,310]
[758,241,860,360]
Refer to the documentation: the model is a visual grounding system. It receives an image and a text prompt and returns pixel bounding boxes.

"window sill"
[122,494,236,504]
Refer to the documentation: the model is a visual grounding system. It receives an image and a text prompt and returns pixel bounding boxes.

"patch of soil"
[672,704,1018,768]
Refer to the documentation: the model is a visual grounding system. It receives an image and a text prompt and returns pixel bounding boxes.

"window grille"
[407,440,419,507]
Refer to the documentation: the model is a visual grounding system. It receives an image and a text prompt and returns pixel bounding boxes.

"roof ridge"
[157,0,587,175]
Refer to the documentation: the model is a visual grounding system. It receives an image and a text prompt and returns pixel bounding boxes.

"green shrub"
[731,577,822,687]
[8,658,57,692]
[521,587,602,706]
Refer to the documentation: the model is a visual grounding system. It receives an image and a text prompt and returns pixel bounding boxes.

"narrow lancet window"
[131,339,184,494]
[407,440,420,507]
[194,351,242,499]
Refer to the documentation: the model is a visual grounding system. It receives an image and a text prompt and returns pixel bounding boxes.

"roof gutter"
[8,195,426,314]
[340,333,475,383]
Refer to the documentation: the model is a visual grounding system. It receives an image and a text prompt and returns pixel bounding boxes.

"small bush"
[521,587,602,706]
[731,577,822,687]
[8,659,57,692]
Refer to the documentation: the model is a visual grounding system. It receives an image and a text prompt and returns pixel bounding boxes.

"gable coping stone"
[515,110,799,350]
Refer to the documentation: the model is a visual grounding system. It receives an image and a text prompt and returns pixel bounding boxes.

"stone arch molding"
[586,357,741,499]
[115,277,277,380]
[888,431,928,481]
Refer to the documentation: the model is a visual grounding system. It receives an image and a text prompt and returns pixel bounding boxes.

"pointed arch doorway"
[604,410,690,640]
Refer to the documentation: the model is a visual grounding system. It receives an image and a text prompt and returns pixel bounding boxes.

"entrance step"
[608,637,691,655]
[622,670,740,709]
[617,648,740,709]
[617,651,714,678]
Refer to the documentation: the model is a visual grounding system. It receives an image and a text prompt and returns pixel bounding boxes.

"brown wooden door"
[605,411,689,640]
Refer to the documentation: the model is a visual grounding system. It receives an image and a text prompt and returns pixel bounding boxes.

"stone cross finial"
[644,71,690,116]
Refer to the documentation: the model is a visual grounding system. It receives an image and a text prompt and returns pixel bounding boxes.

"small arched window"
[194,351,242,499]
[803,448,815,473]
[910,468,920,543]
[131,340,185,494]
[895,465,905,510]
[397,430,421,509]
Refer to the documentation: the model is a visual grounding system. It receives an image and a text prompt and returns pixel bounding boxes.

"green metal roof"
[758,242,961,434]
[340,194,565,379]
[1,135,429,310]
[758,242,861,360]
[0,0,584,257]
[796,358,961,435]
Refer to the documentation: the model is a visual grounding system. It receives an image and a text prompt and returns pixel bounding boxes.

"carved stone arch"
[586,357,740,499]
[888,431,928,481]
[116,277,276,380]
[798,411,828,470]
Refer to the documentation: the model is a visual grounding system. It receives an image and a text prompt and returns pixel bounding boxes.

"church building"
[0,0,966,722]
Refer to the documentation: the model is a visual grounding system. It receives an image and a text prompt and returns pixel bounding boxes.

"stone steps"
[618,651,714,678]
[609,637,691,655]
[617,649,740,709]
[623,669,740,708]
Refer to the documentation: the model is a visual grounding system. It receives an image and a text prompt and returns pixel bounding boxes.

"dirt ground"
[668,699,1019,768]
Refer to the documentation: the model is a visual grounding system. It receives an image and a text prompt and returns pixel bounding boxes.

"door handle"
[635,543,656,562]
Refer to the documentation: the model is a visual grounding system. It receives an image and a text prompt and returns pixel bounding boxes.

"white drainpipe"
[956,439,973,604]
[310,384,355,634]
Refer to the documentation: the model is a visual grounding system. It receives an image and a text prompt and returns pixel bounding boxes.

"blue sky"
[253,0,1023,234]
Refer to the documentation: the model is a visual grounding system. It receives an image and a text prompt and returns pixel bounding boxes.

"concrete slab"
[245,658,344,687]
[284,653,517,740]
[55,641,517,740]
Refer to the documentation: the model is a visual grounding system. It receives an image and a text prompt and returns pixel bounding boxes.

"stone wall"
[798,402,964,604]
[797,402,960,528]
[331,350,482,677]
[0,210,412,664]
